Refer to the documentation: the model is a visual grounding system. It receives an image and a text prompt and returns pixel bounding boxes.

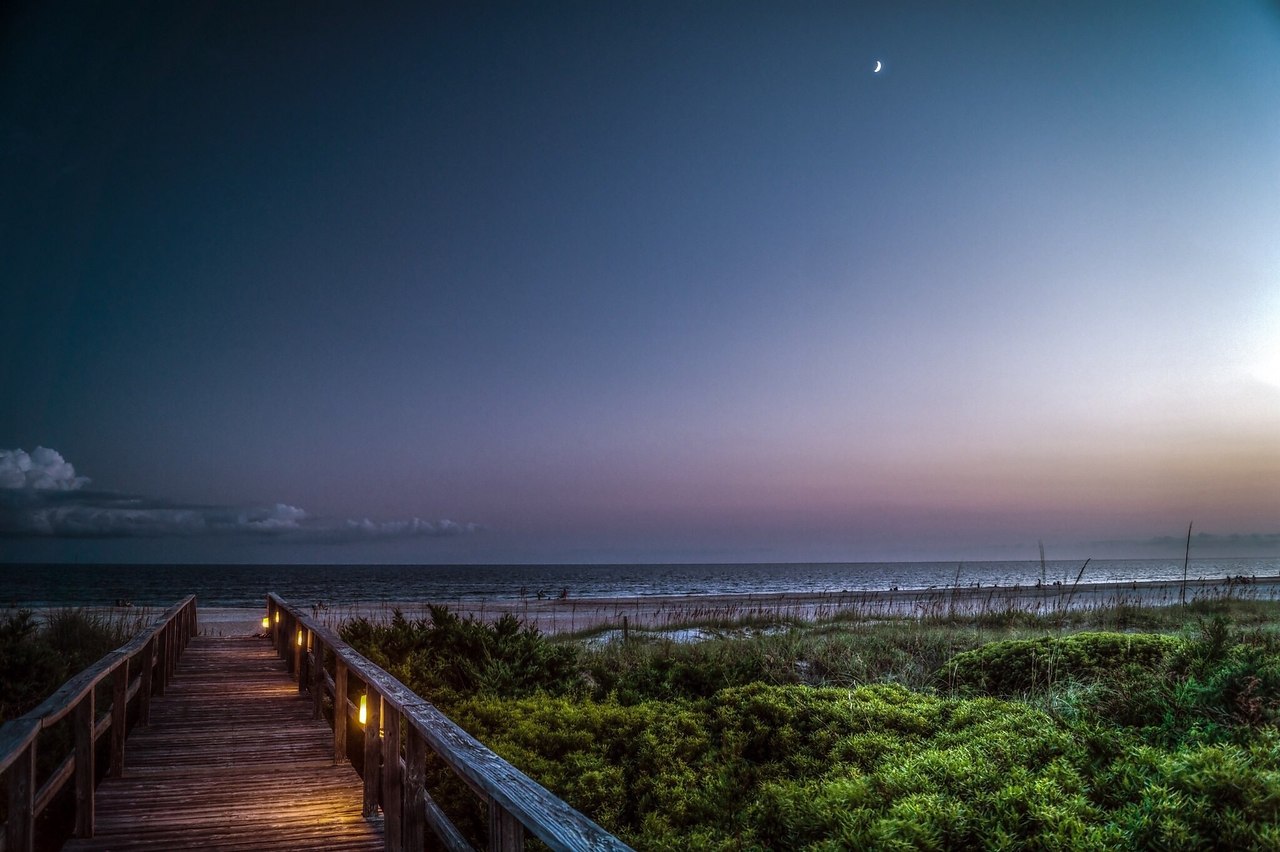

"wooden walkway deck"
[62,636,384,852]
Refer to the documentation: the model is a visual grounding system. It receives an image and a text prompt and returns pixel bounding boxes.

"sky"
[2,1,1278,564]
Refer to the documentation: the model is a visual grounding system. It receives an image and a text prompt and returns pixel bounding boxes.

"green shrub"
[940,632,1184,697]
[0,608,135,721]
[448,684,1280,850]
[344,609,1280,849]
[339,606,579,704]
[0,610,64,720]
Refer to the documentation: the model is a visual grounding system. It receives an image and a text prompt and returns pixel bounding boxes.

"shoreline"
[49,574,1277,638]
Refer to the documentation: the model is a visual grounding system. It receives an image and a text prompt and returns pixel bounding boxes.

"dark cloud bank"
[0,448,477,542]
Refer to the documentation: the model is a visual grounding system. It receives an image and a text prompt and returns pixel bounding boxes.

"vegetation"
[0,608,141,722]
[341,599,1280,850]
[1,607,145,846]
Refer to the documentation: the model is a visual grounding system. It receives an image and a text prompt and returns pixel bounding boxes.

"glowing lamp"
[297,629,304,647]
[358,694,367,726]
[261,616,270,629]
[274,612,280,624]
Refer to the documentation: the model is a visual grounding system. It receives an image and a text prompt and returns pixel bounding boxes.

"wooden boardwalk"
[63,636,384,852]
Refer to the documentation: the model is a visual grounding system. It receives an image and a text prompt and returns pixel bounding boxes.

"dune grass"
[341,595,1280,849]
[0,607,147,722]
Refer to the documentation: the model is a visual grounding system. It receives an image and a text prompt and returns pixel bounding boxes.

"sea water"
[3,558,1276,608]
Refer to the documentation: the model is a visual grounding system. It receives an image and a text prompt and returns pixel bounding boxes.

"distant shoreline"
[75,574,1280,637]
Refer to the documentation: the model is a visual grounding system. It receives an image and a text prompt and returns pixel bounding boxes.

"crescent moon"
[873,60,882,73]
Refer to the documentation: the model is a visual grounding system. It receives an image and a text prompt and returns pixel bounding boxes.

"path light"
[358,694,367,726]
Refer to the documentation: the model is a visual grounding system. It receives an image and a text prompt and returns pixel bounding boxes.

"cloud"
[0,447,90,491]
[0,447,478,542]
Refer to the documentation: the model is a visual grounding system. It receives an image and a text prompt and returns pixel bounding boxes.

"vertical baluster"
[362,690,382,817]
[403,727,426,849]
[382,708,402,851]
[74,691,95,837]
[488,797,524,851]
[154,627,169,696]
[138,639,154,725]
[6,737,35,852]
[295,621,305,685]
[269,599,278,651]
[167,621,177,683]
[310,633,324,715]
[110,659,128,776]
[334,659,349,763]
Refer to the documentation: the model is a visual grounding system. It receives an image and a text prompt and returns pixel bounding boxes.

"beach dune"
[192,575,1280,638]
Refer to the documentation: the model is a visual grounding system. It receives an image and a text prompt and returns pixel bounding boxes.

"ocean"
[3,558,1277,609]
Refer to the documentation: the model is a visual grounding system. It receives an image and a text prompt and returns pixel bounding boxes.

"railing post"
[334,659,349,763]
[404,728,426,849]
[488,797,525,851]
[287,613,294,665]
[74,691,95,837]
[6,738,35,852]
[139,638,154,724]
[166,621,176,686]
[162,623,171,689]
[382,709,403,851]
[294,623,305,688]
[362,691,382,817]
[154,626,169,696]
[310,632,323,716]
[110,658,128,776]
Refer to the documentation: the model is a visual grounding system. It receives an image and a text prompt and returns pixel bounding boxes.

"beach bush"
[346,605,1280,849]
[582,623,981,704]
[0,608,136,721]
[0,610,65,720]
[940,632,1183,697]
[440,683,1280,850]
[339,605,579,703]
[941,621,1280,745]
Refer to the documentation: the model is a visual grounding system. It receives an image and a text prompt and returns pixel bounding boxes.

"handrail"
[1,596,198,852]
[268,593,632,852]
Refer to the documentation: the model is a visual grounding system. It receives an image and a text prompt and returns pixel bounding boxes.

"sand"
[190,575,1280,637]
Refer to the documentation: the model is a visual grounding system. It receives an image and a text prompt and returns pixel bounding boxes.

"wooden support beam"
[139,638,154,725]
[154,629,169,696]
[422,787,475,852]
[382,709,402,851]
[110,659,128,776]
[311,635,324,719]
[489,796,525,852]
[74,692,95,837]
[362,690,381,817]
[404,730,427,850]
[334,660,349,763]
[6,740,35,852]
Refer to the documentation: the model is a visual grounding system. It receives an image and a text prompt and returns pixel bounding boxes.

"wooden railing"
[0,596,198,852]
[267,594,632,852]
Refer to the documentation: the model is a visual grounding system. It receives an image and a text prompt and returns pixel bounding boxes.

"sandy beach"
[189,575,1280,638]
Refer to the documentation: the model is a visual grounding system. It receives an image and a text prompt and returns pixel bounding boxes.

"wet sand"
[192,575,1280,637]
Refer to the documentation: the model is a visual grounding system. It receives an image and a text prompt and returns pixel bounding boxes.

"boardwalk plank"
[63,637,384,851]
